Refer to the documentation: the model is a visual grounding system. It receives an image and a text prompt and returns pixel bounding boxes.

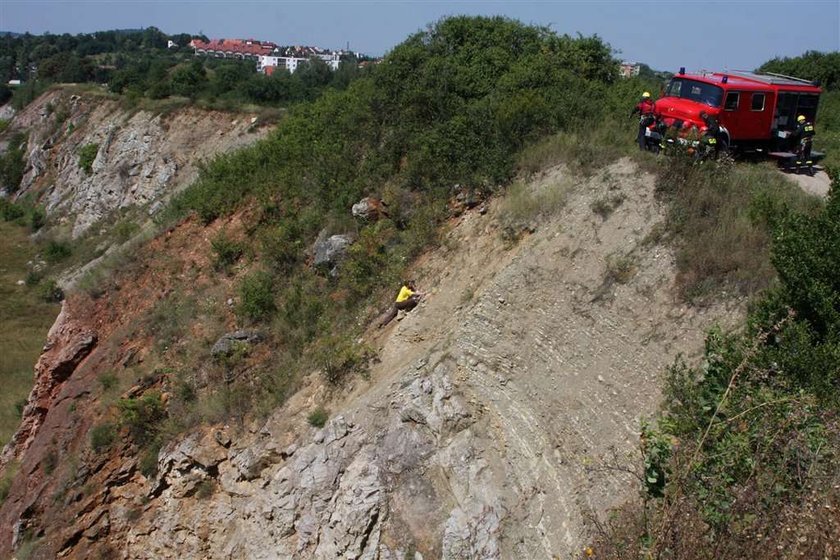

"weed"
[307,406,329,428]
[498,179,571,245]
[605,254,637,285]
[591,193,626,219]
[43,240,72,263]
[0,461,18,503]
[14,398,27,417]
[196,479,215,499]
[118,393,165,445]
[138,443,161,478]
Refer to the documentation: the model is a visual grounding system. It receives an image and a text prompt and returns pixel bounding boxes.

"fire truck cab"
[655,69,822,154]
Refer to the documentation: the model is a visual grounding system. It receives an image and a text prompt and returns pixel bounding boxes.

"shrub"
[89,422,117,452]
[36,279,64,303]
[210,230,244,271]
[314,335,371,385]
[237,269,276,321]
[0,199,25,221]
[99,372,118,391]
[0,131,27,193]
[307,406,329,428]
[117,393,165,445]
[41,450,58,475]
[43,240,72,263]
[78,143,99,174]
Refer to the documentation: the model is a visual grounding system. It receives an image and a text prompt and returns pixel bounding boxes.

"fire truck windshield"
[664,78,724,108]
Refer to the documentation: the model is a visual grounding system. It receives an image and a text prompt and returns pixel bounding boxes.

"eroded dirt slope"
[105,160,741,559]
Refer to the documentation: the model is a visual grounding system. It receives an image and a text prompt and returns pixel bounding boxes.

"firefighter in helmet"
[630,92,656,151]
[792,114,815,167]
[699,111,722,157]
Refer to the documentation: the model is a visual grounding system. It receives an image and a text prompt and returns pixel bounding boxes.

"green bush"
[314,335,371,385]
[307,406,329,428]
[78,143,99,174]
[89,422,117,452]
[237,269,276,321]
[36,279,63,303]
[0,199,25,221]
[210,230,244,271]
[43,240,72,263]
[0,131,27,193]
[99,372,118,391]
[117,393,165,445]
[601,179,840,557]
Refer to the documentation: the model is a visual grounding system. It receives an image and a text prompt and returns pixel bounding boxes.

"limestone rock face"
[124,359,487,560]
[6,89,269,238]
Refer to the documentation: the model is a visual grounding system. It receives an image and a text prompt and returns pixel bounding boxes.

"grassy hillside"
[0,221,60,446]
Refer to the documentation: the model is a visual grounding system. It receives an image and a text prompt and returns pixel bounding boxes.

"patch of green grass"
[307,406,329,428]
[0,222,60,447]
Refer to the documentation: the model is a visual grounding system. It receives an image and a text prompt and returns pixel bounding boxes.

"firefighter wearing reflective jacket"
[630,92,656,151]
[793,115,815,164]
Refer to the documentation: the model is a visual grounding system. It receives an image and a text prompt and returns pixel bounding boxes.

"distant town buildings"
[620,62,641,78]
[190,37,344,74]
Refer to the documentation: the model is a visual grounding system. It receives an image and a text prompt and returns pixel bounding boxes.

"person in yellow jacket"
[378,280,424,327]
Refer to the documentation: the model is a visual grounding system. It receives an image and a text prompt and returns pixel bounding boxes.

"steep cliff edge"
[5,88,270,237]
[0,159,742,559]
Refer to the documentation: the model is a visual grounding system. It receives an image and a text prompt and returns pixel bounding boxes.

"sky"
[0,0,838,72]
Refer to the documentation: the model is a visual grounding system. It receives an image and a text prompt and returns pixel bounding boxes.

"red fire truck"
[653,68,822,161]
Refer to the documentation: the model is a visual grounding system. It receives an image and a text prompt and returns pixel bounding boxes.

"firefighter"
[792,115,815,168]
[630,92,656,151]
[699,111,722,157]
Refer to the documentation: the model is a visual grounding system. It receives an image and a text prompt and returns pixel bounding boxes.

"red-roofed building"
[189,38,278,60]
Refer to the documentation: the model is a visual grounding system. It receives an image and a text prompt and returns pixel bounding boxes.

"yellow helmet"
[797,115,806,123]
[642,92,651,98]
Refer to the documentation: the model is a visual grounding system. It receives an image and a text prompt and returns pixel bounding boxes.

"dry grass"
[656,158,821,303]
[498,178,573,241]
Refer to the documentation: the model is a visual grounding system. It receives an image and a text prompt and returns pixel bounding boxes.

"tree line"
[0,27,367,109]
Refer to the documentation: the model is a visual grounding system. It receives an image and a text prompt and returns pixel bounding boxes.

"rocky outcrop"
[0,302,97,467]
[126,356,479,559]
[7,88,270,237]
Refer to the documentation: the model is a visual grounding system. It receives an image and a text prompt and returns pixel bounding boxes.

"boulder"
[312,231,354,273]
[351,197,389,221]
[210,330,264,358]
